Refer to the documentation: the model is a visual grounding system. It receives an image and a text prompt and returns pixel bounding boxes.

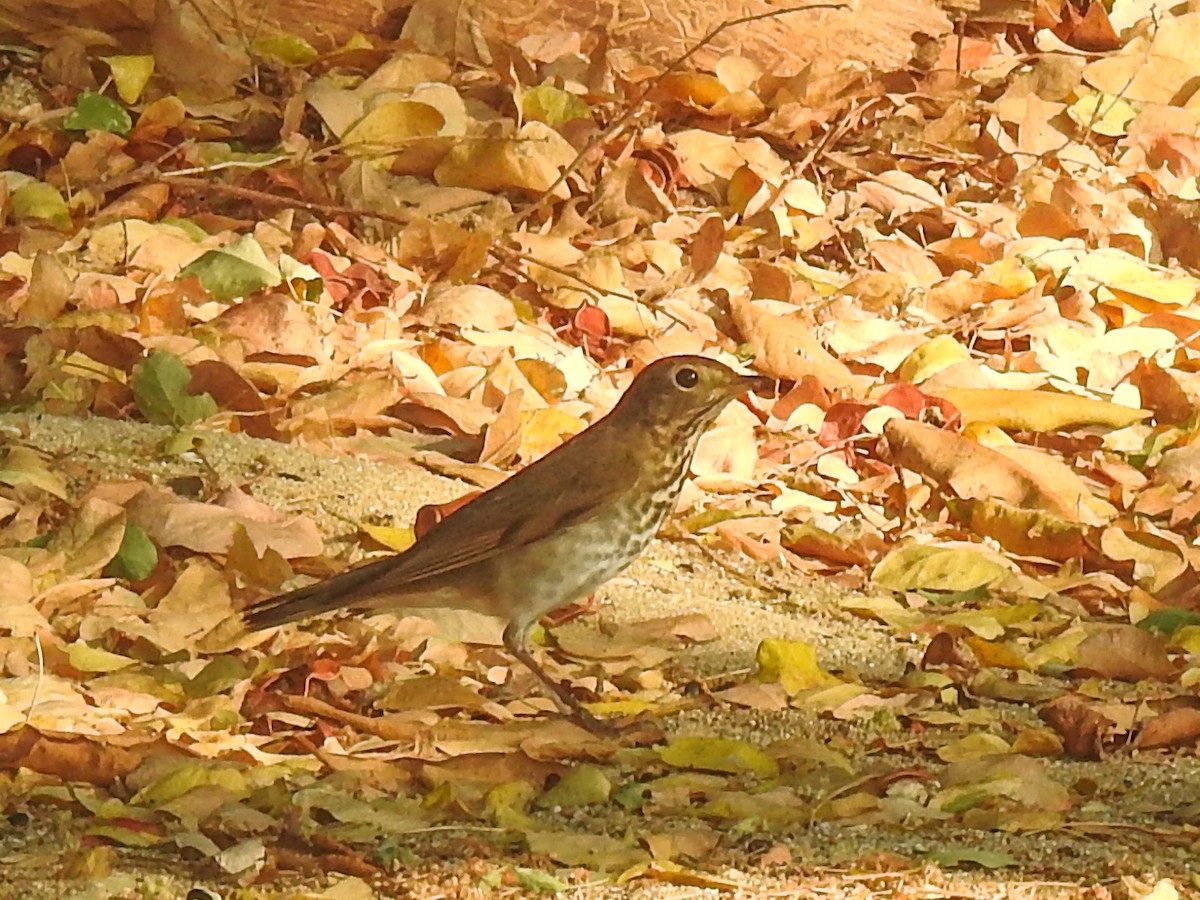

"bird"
[244,354,770,727]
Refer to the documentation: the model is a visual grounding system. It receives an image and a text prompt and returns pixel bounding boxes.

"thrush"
[244,355,770,725]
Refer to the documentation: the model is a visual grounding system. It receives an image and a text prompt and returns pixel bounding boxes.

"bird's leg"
[502,622,612,734]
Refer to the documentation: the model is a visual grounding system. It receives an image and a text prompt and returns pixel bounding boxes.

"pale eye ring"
[674,367,699,389]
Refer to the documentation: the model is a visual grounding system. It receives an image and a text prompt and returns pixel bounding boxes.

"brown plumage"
[244,355,769,725]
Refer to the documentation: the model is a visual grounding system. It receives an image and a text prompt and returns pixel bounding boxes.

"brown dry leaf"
[526,830,648,871]
[417,284,518,331]
[780,523,873,568]
[0,729,157,783]
[884,419,1084,520]
[729,294,866,391]
[1039,696,1113,760]
[1084,13,1200,103]
[1135,707,1200,749]
[209,293,323,358]
[938,753,1071,813]
[13,1,1200,881]
[288,378,408,434]
[643,827,721,862]
[1098,527,1187,596]
[147,560,237,654]
[1,446,69,499]
[127,485,324,559]
[715,682,789,710]
[1074,626,1178,683]
[951,498,1089,561]
[690,417,759,491]
[50,497,127,580]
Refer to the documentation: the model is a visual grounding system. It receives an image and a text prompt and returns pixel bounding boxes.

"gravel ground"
[2,412,1198,899]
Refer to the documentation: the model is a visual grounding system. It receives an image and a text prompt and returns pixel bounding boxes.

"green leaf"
[1138,608,1200,635]
[179,234,283,302]
[160,216,209,241]
[611,782,649,811]
[67,641,136,673]
[512,867,569,894]
[278,252,323,301]
[104,524,158,581]
[938,788,990,814]
[535,764,611,809]
[929,846,1019,869]
[132,350,218,427]
[252,33,319,66]
[10,181,70,229]
[184,655,251,699]
[64,90,132,136]
[522,84,591,129]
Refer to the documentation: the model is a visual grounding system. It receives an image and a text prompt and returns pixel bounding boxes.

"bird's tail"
[243,558,394,630]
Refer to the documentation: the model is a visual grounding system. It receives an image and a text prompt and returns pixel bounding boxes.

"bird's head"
[613,355,771,438]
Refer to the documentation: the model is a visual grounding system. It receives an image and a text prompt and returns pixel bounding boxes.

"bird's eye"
[674,366,699,389]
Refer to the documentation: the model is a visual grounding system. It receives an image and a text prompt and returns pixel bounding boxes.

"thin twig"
[23,632,45,728]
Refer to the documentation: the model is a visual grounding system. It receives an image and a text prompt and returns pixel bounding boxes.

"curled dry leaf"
[884,418,1091,521]
[729,293,867,391]
[1039,696,1113,760]
[1135,707,1200,749]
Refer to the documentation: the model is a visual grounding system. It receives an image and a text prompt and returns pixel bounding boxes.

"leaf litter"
[1,0,1200,897]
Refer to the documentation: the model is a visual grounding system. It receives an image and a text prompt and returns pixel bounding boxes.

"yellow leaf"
[67,641,136,673]
[0,446,69,498]
[658,736,778,778]
[519,406,586,462]
[251,33,319,66]
[535,764,611,808]
[343,101,445,163]
[934,387,1148,431]
[1010,727,1063,756]
[956,497,1089,560]
[755,638,839,695]
[485,781,537,830]
[978,256,1038,297]
[102,55,155,104]
[872,544,1011,593]
[434,121,576,196]
[361,524,416,553]
[937,610,1006,640]
[937,732,1011,762]
[1067,91,1137,137]
[583,698,660,717]
[965,637,1031,670]
[1026,626,1088,668]
[133,762,249,804]
[1174,626,1200,655]
[658,72,729,107]
[897,335,971,383]
[11,181,70,228]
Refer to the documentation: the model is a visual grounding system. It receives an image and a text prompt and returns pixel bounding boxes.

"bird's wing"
[242,489,600,627]
[379,454,623,583]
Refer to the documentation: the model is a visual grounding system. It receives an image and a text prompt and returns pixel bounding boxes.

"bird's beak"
[738,373,774,395]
